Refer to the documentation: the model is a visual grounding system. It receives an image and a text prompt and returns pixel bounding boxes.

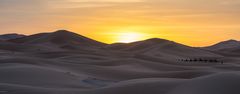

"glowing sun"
[116,31,145,43]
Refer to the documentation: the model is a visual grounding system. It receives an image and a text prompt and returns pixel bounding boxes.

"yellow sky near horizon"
[0,0,240,46]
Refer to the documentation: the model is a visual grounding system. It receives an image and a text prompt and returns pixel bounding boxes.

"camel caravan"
[178,57,224,64]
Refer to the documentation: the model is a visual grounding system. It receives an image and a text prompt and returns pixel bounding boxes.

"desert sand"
[0,30,240,94]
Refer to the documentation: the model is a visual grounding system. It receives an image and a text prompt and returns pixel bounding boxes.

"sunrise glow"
[1,0,240,46]
[115,31,145,43]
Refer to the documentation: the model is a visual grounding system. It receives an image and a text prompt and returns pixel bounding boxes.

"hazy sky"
[0,0,240,46]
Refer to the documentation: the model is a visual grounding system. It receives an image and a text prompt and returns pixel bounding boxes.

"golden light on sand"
[116,31,145,43]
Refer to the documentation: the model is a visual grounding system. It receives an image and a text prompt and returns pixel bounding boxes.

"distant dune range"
[0,30,240,94]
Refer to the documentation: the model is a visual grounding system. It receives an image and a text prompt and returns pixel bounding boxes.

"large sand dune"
[0,30,239,94]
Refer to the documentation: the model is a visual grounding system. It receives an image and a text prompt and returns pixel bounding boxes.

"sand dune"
[0,34,25,41]
[0,30,239,94]
[106,38,221,58]
[205,39,240,51]
[10,30,106,50]
[169,72,240,94]
[204,39,240,56]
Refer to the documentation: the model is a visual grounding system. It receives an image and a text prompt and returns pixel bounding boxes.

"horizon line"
[0,29,239,47]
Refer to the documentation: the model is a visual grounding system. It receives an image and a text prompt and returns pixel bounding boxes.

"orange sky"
[0,0,240,46]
